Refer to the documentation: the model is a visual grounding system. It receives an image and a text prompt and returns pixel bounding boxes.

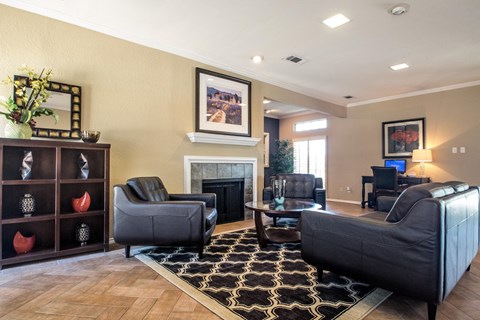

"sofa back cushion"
[275,173,315,199]
[127,177,170,202]
[385,183,455,222]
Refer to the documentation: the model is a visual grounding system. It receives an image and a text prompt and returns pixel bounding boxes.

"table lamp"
[412,149,432,177]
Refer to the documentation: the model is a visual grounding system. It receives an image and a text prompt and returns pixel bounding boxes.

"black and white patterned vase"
[20,150,33,180]
[75,223,90,246]
[20,193,35,217]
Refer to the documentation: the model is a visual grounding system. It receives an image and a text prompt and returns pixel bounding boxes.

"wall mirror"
[14,75,81,139]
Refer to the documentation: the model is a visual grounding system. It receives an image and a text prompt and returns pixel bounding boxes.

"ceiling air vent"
[283,54,307,65]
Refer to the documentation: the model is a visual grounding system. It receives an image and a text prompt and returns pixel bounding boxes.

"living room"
[1,2,480,320]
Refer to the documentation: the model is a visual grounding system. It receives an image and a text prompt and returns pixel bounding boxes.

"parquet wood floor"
[1,201,479,319]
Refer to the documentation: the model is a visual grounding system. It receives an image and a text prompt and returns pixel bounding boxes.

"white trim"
[347,80,480,107]
[183,155,257,201]
[187,132,261,146]
[327,198,361,205]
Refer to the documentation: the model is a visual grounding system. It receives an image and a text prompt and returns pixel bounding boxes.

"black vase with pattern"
[20,193,36,217]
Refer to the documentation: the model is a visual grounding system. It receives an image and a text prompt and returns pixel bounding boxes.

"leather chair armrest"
[263,187,273,201]
[314,188,326,209]
[169,193,216,208]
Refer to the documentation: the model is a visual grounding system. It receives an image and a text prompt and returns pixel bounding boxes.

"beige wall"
[281,86,480,202]
[0,5,341,232]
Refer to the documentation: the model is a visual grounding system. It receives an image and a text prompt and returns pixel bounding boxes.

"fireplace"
[202,178,244,224]
[184,156,258,221]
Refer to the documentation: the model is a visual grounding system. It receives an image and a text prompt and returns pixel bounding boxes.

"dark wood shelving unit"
[0,138,110,269]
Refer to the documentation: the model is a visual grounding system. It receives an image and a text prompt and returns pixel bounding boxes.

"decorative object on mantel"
[0,66,59,139]
[13,231,36,254]
[382,118,425,158]
[77,153,89,179]
[186,132,261,146]
[81,130,100,143]
[71,191,91,213]
[19,193,36,217]
[20,150,33,180]
[75,223,90,246]
[195,68,252,137]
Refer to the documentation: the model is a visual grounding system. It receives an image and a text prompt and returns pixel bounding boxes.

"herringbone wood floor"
[1,201,479,320]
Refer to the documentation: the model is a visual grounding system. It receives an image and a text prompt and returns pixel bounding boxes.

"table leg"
[254,210,268,248]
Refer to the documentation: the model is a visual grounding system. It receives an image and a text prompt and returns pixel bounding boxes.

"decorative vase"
[273,179,286,205]
[75,223,90,246]
[20,150,33,180]
[77,153,89,179]
[71,192,91,212]
[13,231,36,254]
[19,193,36,217]
[4,122,33,139]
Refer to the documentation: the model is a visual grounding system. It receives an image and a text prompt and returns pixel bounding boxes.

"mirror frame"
[13,75,82,139]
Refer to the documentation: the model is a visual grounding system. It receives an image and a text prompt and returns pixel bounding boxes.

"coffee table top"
[245,200,321,214]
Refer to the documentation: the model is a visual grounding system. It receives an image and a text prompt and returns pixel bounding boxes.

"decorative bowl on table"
[81,130,100,143]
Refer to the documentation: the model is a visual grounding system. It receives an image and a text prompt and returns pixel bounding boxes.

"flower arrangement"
[1,66,59,131]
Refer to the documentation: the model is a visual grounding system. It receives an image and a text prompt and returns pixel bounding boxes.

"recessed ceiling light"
[252,55,264,64]
[390,63,410,71]
[323,14,350,28]
[263,99,271,104]
[264,109,272,114]
[389,4,410,16]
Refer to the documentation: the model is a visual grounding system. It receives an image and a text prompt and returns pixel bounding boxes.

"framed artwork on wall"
[195,68,251,137]
[382,118,425,158]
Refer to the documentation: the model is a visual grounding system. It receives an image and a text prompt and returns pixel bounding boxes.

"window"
[293,137,326,182]
[294,119,327,132]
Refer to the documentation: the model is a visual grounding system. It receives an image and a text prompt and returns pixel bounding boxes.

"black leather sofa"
[301,181,479,320]
[113,177,217,258]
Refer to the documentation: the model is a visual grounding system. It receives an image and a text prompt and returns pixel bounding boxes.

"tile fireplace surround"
[184,156,258,219]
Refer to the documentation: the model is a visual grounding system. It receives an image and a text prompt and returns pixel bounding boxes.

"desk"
[361,176,430,208]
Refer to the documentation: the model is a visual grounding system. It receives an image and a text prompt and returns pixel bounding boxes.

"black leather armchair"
[301,181,479,320]
[263,173,326,225]
[113,177,217,258]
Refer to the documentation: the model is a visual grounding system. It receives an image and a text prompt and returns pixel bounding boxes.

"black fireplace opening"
[202,178,245,224]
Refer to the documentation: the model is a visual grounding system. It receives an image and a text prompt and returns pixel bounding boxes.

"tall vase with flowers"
[1,66,58,139]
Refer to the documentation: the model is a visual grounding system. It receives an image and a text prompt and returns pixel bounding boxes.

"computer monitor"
[384,159,406,174]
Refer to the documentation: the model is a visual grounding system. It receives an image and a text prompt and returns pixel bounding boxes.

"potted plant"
[1,66,58,139]
[270,139,294,175]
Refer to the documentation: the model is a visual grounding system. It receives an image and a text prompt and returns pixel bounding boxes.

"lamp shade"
[412,149,432,162]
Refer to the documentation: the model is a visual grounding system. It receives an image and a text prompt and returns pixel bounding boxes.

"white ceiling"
[2,0,480,109]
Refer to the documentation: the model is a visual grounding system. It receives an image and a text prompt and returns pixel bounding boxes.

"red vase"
[71,192,91,212]
[13,231,36,254]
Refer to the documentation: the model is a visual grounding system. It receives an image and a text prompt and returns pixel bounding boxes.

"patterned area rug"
[136,228,391,320]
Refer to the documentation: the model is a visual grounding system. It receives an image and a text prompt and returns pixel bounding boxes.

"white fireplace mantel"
[187,132,261,146]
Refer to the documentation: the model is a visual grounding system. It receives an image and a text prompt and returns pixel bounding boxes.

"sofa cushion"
[127,177,170,202]
[445,181,469,193]
[385,183,452,222]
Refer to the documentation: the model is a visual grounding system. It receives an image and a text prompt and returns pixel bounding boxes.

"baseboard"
[327,198,361,205]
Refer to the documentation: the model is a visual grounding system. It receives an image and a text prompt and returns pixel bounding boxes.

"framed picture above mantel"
[382,118,425,158]
[195,68,251,137]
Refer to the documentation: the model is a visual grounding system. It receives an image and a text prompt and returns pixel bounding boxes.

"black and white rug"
[136,228,391,320]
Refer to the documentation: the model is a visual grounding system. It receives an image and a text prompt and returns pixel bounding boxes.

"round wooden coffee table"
[245,200,321,248]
